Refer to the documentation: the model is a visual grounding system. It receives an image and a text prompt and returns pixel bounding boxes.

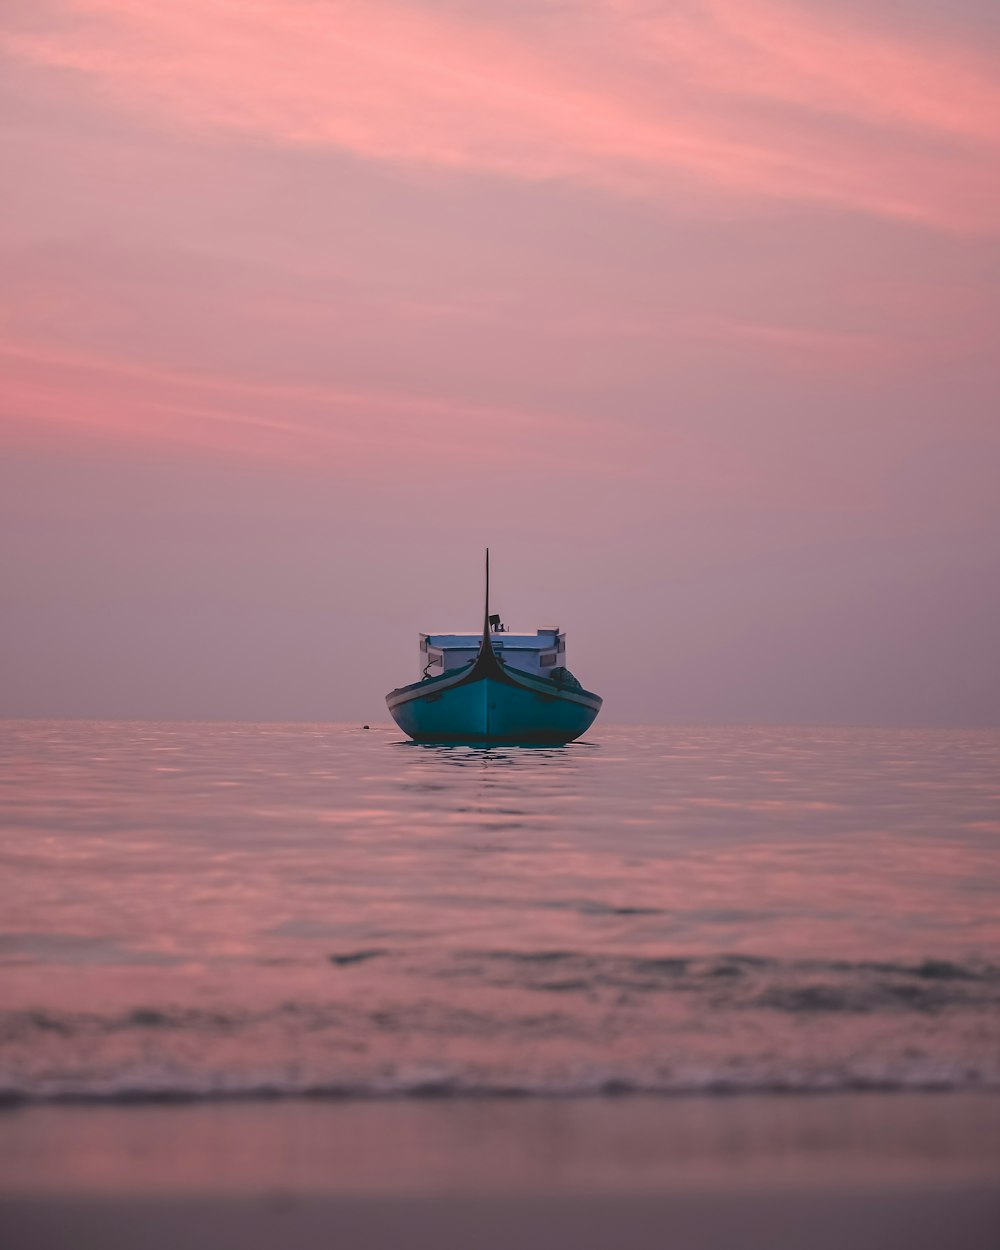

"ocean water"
[1,721,998,1101]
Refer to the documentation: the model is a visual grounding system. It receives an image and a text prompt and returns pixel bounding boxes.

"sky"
[1,0,998,724]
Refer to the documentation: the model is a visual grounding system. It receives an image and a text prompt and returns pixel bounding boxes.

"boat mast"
[481,547,491,653]
[474,547,504,687]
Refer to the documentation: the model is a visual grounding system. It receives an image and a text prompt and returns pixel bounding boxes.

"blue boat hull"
[386,663,601,744]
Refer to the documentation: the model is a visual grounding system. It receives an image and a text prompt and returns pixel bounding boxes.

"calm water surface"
[1,721,998,1099]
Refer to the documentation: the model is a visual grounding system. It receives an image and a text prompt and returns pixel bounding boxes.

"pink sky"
[1,0,998,722]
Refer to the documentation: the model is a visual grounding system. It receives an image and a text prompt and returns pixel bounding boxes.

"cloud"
[0,335,645,474]
[4,0,999,230]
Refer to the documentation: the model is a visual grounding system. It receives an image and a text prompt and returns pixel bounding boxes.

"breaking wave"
[2,952,998,1104]
[2,1064,998,1105]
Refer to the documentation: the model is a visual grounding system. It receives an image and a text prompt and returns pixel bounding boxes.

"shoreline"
[2,1090,998,1248]
[3,1091,998,1194]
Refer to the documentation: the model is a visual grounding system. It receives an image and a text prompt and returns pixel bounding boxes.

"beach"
[2,1093,998,1248]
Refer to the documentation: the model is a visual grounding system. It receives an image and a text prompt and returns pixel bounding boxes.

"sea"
[1,721,998,1103]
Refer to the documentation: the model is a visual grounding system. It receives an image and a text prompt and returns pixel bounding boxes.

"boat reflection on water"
[399,740,597,759]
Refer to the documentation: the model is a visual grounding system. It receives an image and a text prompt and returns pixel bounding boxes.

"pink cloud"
[2,2,997,474]
[0,335,649,473]
[615,0,1000,145]
[4,0,999,230]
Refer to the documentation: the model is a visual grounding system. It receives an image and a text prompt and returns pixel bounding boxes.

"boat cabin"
[419,627,566,679]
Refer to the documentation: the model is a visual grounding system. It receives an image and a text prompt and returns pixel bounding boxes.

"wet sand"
[1,1093,998,1249]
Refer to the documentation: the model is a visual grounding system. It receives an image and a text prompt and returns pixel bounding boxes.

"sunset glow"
[1,0,997,722]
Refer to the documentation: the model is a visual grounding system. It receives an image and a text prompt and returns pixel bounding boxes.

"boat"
[386,551,603,744]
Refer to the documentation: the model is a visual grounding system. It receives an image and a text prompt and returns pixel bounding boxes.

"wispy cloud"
[0,336,647,472]
[4,0,999,230]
